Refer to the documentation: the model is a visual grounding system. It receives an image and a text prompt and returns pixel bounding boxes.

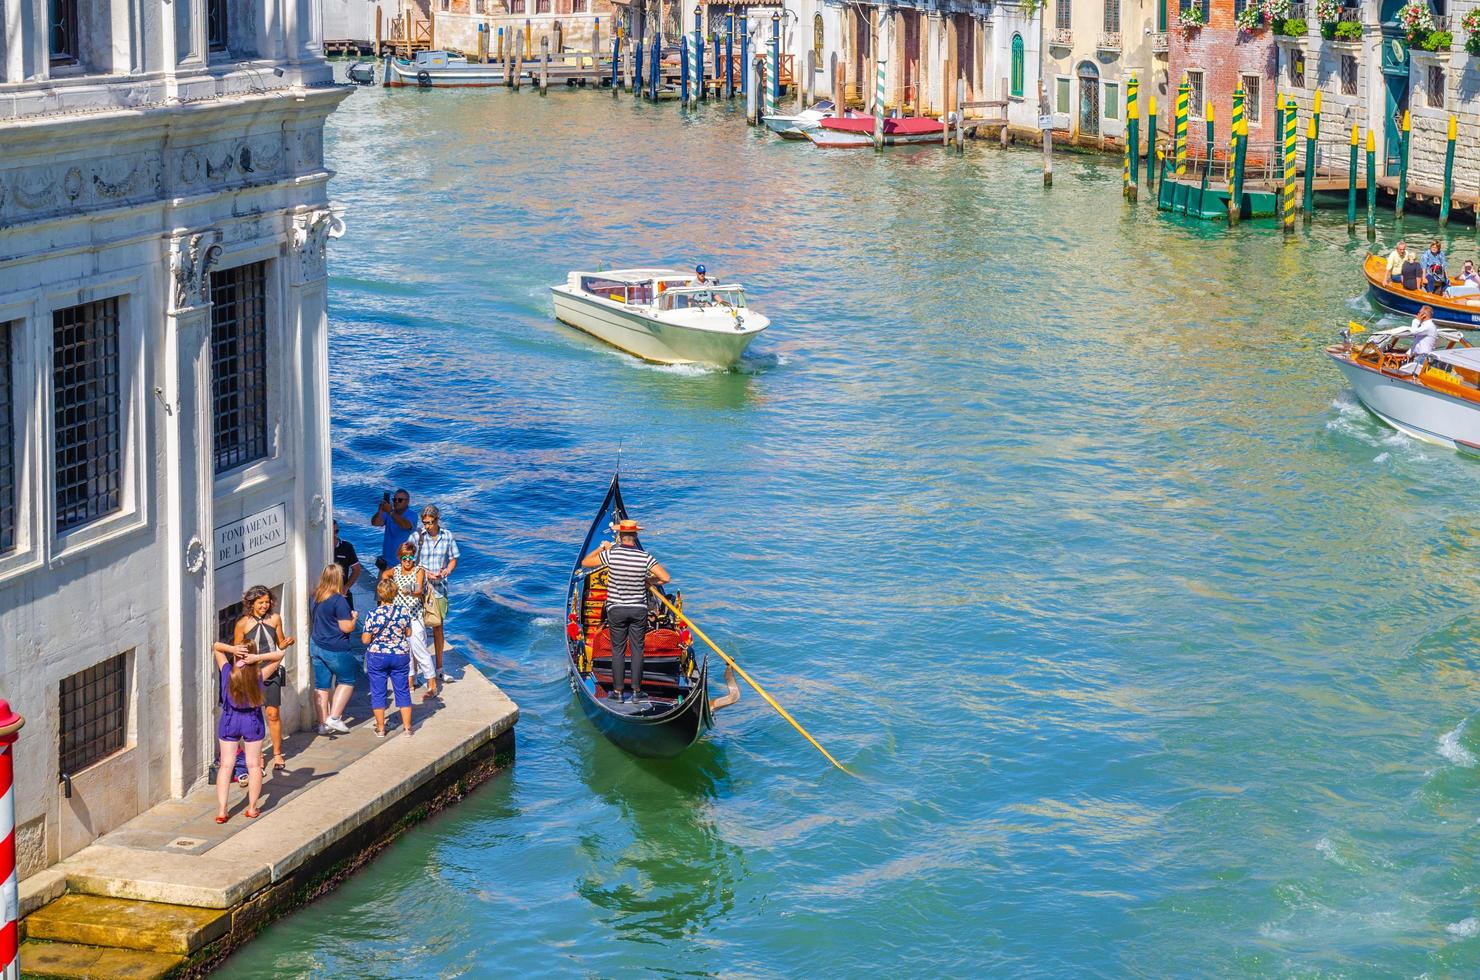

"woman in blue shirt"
[309,564,360,735]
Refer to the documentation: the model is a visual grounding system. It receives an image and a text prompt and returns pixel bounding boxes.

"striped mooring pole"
[1282,93,1298,234]
[726,11,735,97]
[1146,95,1157,193]
[1347,123,1359,233]
[873,14,887,152]
[1126,75,1139,200]
[0,702,25,980]
[1440,114,1457,226]
[1303,116,1317,225]
[1174,77,1190,177]
[1197,100,1213,215]
[694,4,705,104]
[680,29,690,104]
[768,11,780,122]
[739,15,748,96]
[1397,108,1411,219]
[1365,128,1377,240]
[1228,86,1245,226]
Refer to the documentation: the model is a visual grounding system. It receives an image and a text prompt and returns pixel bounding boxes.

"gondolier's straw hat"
[616,519,642,534]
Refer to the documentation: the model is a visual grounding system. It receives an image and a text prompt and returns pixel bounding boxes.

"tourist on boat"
[1409,306,1439,367]
[580,518,670,703]
[1422,241,1448,295]
[213,640,271,822]
[1386,241,1411,283]
[333,520,363,612]
[309,563,360,736]
[384,540,439,701]
[1463,260,1480,288]
[371,489,415,573]
[412,505,459,684]
[231,586,292,775]
[695,264,712,285]
[362,577,416,739]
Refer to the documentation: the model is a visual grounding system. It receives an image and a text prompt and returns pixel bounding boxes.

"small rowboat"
[565,475,715,757]
[1362,254,1480,330]
[805,114,961,148]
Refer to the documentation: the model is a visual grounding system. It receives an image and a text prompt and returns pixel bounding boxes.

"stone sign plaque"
[215,504,287,568]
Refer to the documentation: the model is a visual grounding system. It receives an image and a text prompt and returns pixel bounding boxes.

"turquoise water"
[221,81,1480,976]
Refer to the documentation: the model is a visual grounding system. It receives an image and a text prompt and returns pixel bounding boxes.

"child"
[214,640,267,822]
[362,577,415,738]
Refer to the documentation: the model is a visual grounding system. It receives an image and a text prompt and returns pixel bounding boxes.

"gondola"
[565,474,714,757]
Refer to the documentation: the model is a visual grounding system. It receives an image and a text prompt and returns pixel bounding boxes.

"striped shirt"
[413,528,460,597]
[600,544,656,609]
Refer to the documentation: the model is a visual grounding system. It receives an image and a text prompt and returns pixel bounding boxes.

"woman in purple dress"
[214,641,271,822]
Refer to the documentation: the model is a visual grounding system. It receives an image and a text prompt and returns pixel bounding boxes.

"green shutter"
[1011,34,1024,98]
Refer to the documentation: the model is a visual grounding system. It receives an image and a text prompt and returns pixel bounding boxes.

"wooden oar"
[651,589,857,777]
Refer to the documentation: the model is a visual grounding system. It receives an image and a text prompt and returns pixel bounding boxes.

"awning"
[1429,346,1480,371]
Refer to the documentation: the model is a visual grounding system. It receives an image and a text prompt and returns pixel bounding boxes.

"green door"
[1381,30,1409,175]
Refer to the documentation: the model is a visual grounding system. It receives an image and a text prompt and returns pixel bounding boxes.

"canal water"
[221,78,1480,977]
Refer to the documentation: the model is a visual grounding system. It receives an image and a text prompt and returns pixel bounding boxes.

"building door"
[1078,61,1100,137]
[1381,30,1409,175]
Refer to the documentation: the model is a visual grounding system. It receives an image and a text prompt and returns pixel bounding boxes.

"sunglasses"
[399,554,415,563]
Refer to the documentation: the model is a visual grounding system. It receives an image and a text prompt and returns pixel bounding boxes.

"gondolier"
[581,518,670,703]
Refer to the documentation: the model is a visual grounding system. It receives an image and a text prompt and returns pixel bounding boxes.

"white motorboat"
[550,269,769,368]
[1326,322,1480,448]
[383,50,504,87]
[762,100,865,140]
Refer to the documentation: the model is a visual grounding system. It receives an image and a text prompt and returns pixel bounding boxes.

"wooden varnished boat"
[565,475,714,757]
[1363,254,1480,329]
[1325,320,1480,448]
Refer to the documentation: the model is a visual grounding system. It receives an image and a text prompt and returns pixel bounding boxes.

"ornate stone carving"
[185,536,207,574]
[290,209,345,283]
[308,494,327,528]
[171,229,223,311]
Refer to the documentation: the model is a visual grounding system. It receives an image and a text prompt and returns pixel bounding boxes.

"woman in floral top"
[361,577,415,738]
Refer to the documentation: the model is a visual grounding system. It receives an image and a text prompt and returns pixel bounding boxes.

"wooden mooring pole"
[1347,124,1358,233]
[1281,94,1297,235]
[1441,114,1457,226]
[1174,76,1189,178]
[540,36,549,95]
[1040,79,1052,187]
[1397,109,1410,220]
[1365,129,1377,240]
[1146,95,1157,193]
[1303,116,1317,226]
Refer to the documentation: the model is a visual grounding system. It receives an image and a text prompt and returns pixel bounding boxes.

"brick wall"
[1166,0,1276,150]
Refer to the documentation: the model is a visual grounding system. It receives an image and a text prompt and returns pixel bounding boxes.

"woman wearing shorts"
[309,564,360,734]
[232,586,293,773]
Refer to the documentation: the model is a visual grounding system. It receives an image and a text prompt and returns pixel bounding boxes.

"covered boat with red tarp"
[565,475,713,757]
[806,114,951,148]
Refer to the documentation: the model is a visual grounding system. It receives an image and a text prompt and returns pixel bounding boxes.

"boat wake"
[1447,917,1480,938]
[1325,396,1434,461]
[1437,718,1476,768]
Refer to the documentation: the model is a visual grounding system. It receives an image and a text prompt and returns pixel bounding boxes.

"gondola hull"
[565,475,714,757]
[568,658,712,757]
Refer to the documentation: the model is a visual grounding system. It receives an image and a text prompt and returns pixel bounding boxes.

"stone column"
[285,209,341,731]
[164,229,222,796]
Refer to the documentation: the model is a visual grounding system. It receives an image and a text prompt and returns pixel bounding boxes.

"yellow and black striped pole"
[1281,93,1298,234]
[1127,74,1140,194]
[1302,115,1317,225]
[1174,76,1190,177]
[1396,108,1411,219]
[1228,87,1245,226]
[1347,123,1359,233]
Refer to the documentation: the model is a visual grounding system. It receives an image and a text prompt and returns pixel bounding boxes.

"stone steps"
[23,895,228,956]
[18,940,183,979]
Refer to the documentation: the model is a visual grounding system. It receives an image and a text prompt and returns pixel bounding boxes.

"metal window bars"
[53,298,122,533]
[58,652,128,779]
[210,261,270,475]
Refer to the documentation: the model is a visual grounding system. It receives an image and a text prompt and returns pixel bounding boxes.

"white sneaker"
[325,717,351,734]
[316,724,330,736]
[440,671,451,683]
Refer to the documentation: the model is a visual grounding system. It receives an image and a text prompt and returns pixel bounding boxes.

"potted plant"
[1179,4,1205,30]
[1316,0,1342,38]
[1397,0,1437,46]
[1416,28,1452,51]
[1333,19,1362,41]
[1279,17,1310,36]
[1463,8,1480,54]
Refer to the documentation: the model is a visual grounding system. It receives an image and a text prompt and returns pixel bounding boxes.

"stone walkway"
[94,663,468,859]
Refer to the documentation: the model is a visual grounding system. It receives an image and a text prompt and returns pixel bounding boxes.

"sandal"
[215,814,230,824]
[235,773,248,787]
[271,756,288,773]
[244,809,260,819]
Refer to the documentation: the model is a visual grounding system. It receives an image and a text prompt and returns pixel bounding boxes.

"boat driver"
[580,519,670,704]
[1408,305,1439,371]
[695,264,712,285]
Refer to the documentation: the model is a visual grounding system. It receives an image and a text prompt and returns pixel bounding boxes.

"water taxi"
[1325,321,1480,448]
[382,50,505,87]
[1362,254,1480,330]
[549,268,768,368]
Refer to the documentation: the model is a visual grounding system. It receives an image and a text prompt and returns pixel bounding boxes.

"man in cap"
[581,518,670,703]
[694,263,712,285]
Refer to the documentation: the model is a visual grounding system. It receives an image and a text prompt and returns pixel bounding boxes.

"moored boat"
[805,114,962,148]
[1325,320,1480,448]
[565,475,714,758]
[763,100,866,140]
[382,50,504,87]
[1362,253,1480,330]
[549,268,768,368]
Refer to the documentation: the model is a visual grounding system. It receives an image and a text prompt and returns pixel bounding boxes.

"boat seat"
[589,627,682,660]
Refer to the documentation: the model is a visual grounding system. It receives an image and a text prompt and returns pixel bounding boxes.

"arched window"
[814,14,824,62]
[1010,33,1024,98]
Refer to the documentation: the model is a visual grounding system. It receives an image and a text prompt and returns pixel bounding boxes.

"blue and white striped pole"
[767,10,779,120]
[873,13,887,151]
[694,4,705,102]
[739,15,748,95]
[725,10,734,97]
[681,28,690,103]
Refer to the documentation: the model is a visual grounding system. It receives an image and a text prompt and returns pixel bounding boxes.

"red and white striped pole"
[0,700,25,980]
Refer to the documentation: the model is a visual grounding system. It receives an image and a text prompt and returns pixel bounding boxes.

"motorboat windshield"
[658,287,746,311]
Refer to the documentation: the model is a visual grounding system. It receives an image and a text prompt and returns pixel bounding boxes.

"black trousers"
[608,605,647,692]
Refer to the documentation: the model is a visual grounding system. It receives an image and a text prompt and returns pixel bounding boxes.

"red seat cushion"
[591,628,682,660]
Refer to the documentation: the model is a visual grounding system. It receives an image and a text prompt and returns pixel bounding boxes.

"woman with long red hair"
[213,639,272,821]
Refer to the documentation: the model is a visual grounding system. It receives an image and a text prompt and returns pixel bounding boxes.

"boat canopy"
[1429,347,1480,371]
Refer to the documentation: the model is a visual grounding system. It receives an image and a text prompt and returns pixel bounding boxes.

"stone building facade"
[411,0,622,55]
[0,0,348,878]
[1167,0,1278,152]
[1043,0,1165,145]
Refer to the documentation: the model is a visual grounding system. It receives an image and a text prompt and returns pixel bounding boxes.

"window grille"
[59,653,128,776]
[537,0,551,13]
[48,0,79,66]
[207,0,228,51]
[1340,55,1358,95]
[1289,51,1305,88]
[0,322,14,554]
[1056,0,1072,30]
[1188,70,1204,119]
[1428,65,1445,107]
[1105,0,1121,32]
[210,261,270,475]
[54,298,122,532]
[1242,74,1262,122]
[218,599,245,644]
